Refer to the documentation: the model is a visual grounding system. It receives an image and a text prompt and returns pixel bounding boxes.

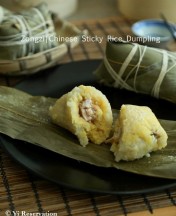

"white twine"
[32,7,53,50]
[123,44,147,91]
[15,15,28,56]
[104,43,175,98]
[20,15,35,54]
[104,55,134,91]
[114,43,138,88]
[152,50,168,98]
[32,8,48,33]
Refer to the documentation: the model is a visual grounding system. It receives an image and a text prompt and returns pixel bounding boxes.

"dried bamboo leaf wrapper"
[0,3,58,60]
[0,86,114,167]
[94,41,176,104]
[1,86,176,179]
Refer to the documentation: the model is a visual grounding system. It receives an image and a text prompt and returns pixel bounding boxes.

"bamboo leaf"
[1,86,176,179]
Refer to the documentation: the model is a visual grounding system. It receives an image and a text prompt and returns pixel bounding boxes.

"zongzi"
[49,85,113,147]
[95,41,176,104]
[0,3,58,60]
[109,104,168,162]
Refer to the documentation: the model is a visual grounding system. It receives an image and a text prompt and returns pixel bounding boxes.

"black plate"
[1,60,176,195]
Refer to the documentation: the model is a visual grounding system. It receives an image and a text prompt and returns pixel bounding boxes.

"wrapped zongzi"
[95,41,176,104]
[0,3,58,60]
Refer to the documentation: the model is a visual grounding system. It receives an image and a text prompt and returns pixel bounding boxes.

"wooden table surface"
[0,15,176,216]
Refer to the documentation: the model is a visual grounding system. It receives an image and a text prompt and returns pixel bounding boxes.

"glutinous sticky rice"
[49,85,113,147]
[109,105,168,162]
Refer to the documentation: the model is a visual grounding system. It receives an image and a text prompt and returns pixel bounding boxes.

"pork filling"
[79,98,97,122]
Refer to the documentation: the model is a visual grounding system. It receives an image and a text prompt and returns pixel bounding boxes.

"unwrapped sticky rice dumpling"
[49,85,113,147]
[109,105,168,162]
